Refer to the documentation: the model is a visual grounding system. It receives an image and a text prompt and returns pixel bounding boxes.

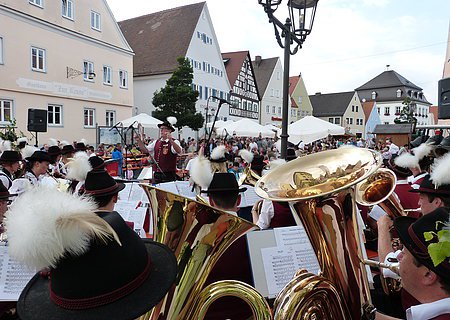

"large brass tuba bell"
[238,165,261,187]
[255,147,382,319]
[138,185,272,320]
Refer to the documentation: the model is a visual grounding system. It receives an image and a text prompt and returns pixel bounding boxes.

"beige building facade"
[0,0,133,145]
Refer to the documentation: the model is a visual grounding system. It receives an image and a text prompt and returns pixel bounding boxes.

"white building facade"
[0,0,134,144]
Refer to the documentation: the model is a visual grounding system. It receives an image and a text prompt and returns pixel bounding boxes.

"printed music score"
[0,246,36,301]
[261,226,320,297]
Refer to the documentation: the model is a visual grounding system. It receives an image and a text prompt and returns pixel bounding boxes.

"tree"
[152,57,204,132]
[394,97,417,129]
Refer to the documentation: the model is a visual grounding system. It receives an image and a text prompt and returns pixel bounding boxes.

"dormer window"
[413,92,418,99]
[408,90,412,97]
[371,91,377,100]
[419,93,423,100]
[396,89,402,98]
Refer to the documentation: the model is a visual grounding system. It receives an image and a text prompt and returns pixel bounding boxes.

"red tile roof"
[118,2,205,77]
[362,101,375,124]
[222,51,249,87]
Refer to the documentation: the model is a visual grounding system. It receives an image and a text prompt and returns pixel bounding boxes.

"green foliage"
[394,97,417,126]
[0,119,25,144]
[425,221,450,267]
[152,57,204,131]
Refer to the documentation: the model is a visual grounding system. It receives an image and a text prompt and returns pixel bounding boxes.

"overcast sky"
[106,0,449,105]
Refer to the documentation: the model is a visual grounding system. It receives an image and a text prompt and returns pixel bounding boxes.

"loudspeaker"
[438,77,450,119]
[27,108,48,132]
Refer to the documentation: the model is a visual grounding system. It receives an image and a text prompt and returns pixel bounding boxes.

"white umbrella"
[217,118,275,138]
[119,113,162,129]
[287,116,345,144]
[264,124,280,132]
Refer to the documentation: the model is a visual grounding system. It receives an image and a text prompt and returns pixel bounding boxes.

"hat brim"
[157,123,175,132]
[17,240,177,320]
[86,183,126,197]
[201,186,247,194]
[408,187,450,196]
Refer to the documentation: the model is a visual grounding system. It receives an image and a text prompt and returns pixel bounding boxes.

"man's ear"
[113,193,119,204]
[236,194,241,207]
[422,269,439,286]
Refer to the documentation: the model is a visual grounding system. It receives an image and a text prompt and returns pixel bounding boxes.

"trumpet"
[362,259,400,276]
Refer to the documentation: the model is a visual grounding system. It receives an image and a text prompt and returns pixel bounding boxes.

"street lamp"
[258,0,318,159]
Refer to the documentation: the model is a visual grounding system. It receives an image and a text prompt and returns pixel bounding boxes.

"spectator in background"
[111,143,123,176]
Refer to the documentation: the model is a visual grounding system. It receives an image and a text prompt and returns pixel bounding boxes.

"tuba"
[238,165,261,187]
[138,185,272,320]
[255,147,382,319]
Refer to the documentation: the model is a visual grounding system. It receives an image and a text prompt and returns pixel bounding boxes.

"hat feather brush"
[5,187,121,270]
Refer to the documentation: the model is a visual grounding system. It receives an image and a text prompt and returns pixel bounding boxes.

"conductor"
[136,117,182,184]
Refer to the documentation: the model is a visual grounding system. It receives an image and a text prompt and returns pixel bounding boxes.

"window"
[62,0,73,19]
[48,104,62,126]
[84,108,95,127]
[266,105,270,113]
[377,107,380,114]
[334,117,340,125]
[31,47,46,72]
[328,118,334,123]
[103,65,112,85]
[355,106,358,112]
[119,70,128,88]
[90,11,101,31]
[29,0,43,7]
[371,91,377,100]
[384,106,390,115]
[298,96,302,104]
[396,89,402,98]
[291,109,296,116]
[352,105,354,112]
[0,99,13,123]
[272,106,276,114]
[106,110,115,127]
[275,90,280,98]
[83,61,94,81]
[198,85,202,99]
[270,89,274,97]
[277,72,281,80]
[278,107,282,115]
[0,37,3,64]
[395,106,401,114]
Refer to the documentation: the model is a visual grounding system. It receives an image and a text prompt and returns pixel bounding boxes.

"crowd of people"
[0,116,450,319]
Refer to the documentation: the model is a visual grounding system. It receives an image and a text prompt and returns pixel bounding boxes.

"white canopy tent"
[119,113,162,129]
[264,124,280,132]
[286,116,345,144]
[206,119,234,129]
[216,118,275,138]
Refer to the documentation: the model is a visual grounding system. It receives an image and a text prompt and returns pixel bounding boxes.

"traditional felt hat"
[16,211,177,320]
[394,207,450,282]
[409,174,450,196]
[0,182,16,200]
[0,150,22,163]
[88,156,106,171]
[157,116,176,132]
[26,151,53,164]
[201,172,247,194]
[426,135,443,146]
[435,136,450,156]
[47,146,61,157]
[84,170,125,197]
[388,154,412,178]
[286,148,297,162]
[410,135,428,148]
[61,145,75,155]
[75,142,87,152]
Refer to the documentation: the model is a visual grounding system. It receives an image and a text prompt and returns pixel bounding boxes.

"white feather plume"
[0,140,11,152]
[5,187,121,269]
[394,152,419,169]
[60,140,70,147]
[190,156,214,189]
[79,138,87,145]
[65,151,92,181]
[17,137,28,144]
[412,143,432,161]
[211,145,227,161]
[430,152,450,187]
[167,116,177,125]
[49,138,58,146]
[21,145,38,159]
[239,149,254,164]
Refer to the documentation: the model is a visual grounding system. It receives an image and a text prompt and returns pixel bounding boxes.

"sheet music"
[115,201,147,236]
[137,167,153,180]
[238,185,262,208]
[174,181,197,199]
[119,182,133,201]
[0,247,36,301]
[129,183,146,203]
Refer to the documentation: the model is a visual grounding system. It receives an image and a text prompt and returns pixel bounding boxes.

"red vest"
[270,202,296,229]
[395,183,420,210]
[153,139,177,173]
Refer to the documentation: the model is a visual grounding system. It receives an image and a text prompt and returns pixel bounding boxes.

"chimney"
[255,55,262,66]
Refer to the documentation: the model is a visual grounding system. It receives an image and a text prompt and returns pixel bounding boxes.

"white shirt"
[408,172,428,190]
[389,143,399,155]
[406,297,450,320]
[146,138,181,155]
[256,200,274,230]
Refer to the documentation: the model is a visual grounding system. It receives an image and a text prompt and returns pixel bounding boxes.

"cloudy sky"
[106,0,449,105]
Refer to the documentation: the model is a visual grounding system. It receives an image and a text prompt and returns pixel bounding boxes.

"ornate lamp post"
[258,0,318,158]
